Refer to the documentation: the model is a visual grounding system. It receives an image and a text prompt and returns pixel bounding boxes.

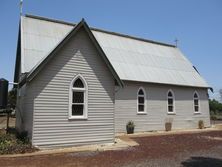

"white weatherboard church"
[14,15,210,148]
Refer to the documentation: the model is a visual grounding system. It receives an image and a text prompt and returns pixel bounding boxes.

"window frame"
[137,87,147,114]
[69,74,88,119]
[167,89,175,114]
[193,91,201,114]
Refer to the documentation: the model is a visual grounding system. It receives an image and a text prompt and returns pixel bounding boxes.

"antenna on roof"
[20,0,23,16]
[174,38,179,47]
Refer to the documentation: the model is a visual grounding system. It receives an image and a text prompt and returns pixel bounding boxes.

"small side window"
[194,92,200,113]
[167,90,175,113]
[137,88,146,113]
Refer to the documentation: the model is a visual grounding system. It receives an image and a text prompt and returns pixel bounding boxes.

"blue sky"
[0,0,221,100]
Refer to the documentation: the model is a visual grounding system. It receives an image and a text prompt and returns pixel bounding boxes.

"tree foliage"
[220,89,222,102]
[209,99,222,114]
[8,88,17,109]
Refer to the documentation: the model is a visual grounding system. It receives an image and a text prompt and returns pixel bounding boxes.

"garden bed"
[0,128,38,155]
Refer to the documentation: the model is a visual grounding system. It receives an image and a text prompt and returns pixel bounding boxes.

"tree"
[220,89,222,102]
[8,88,17,109]
[209,99,222,114]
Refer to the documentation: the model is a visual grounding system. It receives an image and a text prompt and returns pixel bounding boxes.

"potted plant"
[126,120,135,134]
[198,120,204,129]
[165,118,173,131]
[165,122,172,131]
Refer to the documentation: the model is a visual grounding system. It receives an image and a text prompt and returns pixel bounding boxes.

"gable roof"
[26,18,124,87]
[15,15,209,88]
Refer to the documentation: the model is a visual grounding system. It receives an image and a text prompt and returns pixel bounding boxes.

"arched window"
[194,91,200,113]
[137,88,146,113]
[69,74,88,119]
[167,90,174,113]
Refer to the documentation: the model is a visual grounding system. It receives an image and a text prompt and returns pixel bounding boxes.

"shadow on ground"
[181,156,222,167]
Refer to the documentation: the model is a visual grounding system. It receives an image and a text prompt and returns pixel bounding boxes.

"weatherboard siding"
[114,81,210,133]
[30,28,115,148]
[15,84,34,139]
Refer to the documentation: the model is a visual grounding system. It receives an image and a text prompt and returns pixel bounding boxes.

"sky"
[0,0,221,100]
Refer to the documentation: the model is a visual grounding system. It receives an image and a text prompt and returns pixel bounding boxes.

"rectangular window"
[73,92,84,103]
[168,99,173,105]
[138,97,144,103]
[168,106,173,112]
[194,106,199,112]
[72,91,84,116]
[72,105,84,116]
[139,105,144,112]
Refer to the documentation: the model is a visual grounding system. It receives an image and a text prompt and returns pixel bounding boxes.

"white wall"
[115,81,210,133]
[15,84,34,139]
[28,28,115,148]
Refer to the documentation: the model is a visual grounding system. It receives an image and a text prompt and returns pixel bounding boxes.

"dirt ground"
[0,130,222,167]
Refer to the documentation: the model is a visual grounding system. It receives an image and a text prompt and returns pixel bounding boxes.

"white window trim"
[69,74,88,120]
[193,91,201,114]
[167,89,176,114]
[137,87,147,114]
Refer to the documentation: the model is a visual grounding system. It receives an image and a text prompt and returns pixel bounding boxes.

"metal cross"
[20,0,23,16]
[174,38,179,47]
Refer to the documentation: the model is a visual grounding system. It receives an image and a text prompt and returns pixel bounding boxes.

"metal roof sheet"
[21,16,73,72]
[20,15,209,88]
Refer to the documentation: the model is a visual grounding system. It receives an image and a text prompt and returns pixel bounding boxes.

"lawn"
[0,130,222,167]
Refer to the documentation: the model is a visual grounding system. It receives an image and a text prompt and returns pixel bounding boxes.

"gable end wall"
[30,28,115,148]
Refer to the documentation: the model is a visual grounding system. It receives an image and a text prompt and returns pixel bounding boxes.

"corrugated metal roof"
[20,15,209,88]
[21,16,73,72]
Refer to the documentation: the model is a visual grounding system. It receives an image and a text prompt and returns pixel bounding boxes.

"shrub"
[0,129,37,155]
[16,131,29,144]
[126,120,135,134]
[198,120,204,129]
[210,115,217,121]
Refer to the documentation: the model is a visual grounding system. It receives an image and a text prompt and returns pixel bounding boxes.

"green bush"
[126,120,135,128]
[16,131,29,144]
[0,130,37,155]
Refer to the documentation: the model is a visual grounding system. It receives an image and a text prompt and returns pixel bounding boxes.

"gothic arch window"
[69,74,88,119]
[167,90,175,113]
[194,91,200,113]
[137,87,146,113]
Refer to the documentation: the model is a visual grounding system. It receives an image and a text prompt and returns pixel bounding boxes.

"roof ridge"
[25,14,176,48]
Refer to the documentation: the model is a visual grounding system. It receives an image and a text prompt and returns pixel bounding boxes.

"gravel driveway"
[0,130,222,167]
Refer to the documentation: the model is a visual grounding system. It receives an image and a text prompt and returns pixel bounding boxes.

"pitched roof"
[16,15,209,88]
[24,18,123,87]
